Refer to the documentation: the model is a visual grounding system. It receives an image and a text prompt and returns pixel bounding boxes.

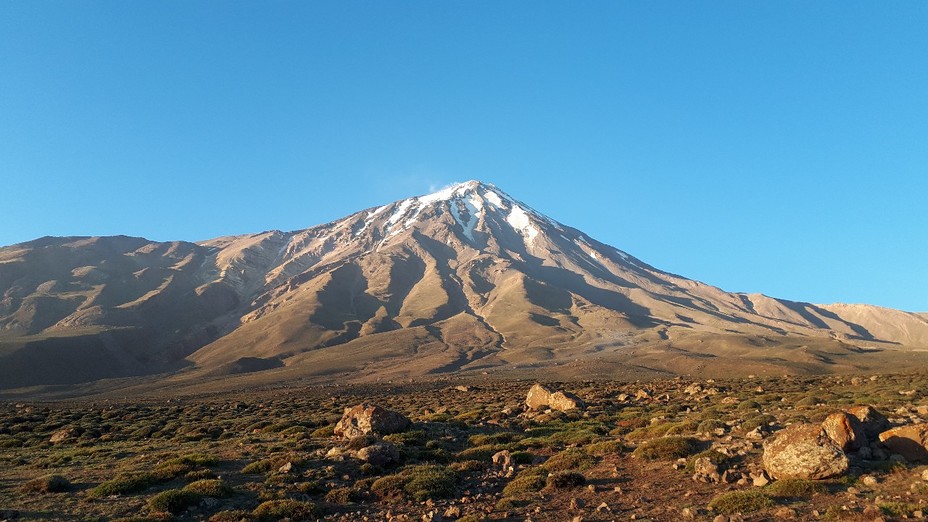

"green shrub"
[546,471,585,489]
[403,465,457,501]
[502,467,547,496]
[252,499,320,520]
[708,489,774,514]
[90,473,156,497]
[584,439,624,456]
[696,419,726,435]
[468,432,519,446]
[737,400,761,412]
[148,489,201,514]
[765,478,827,499]
[742,414,776,432]
[310,425,335,438]
[511,451,535,464]
[183,479,233,498]
[20,474,71,493]
[383,430,425,445]
[371,465,457,501]
[450,460,487,472]
[325,486,361,504]
[456,444,503,462]
[633,436,702,461]
[543,448,596,472]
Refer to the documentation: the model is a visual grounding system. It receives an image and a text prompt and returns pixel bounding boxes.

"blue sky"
[1,2,926,311]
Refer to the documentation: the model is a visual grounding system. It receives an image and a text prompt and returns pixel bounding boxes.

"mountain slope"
[1,181,925,391]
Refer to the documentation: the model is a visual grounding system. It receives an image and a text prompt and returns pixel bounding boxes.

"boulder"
[356,441,400,467]
[846,405,891,439]
[762,423,849,480]
[878,424,928,463]
[333,403,410,439]
[822,412,867,451]
[525,383,584,411]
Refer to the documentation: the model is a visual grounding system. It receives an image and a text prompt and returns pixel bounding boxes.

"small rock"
[442,506,460,518]
[277,461,294,474]
[492,450,512,469]
[421,511,442,522]
[596,502,610,512]
[861,475,879,486]
[357,442,401,467]
[750,470,770,487]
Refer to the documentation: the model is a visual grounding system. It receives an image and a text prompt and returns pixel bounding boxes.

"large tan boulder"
[846,405,891,439]
[525,383,584,411]
[878,424,928,463]
[333,403,410,439]
[763,423,849,480]
[822,412,867,451]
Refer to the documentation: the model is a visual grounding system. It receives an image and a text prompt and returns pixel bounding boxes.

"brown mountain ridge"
[2,181,926,395]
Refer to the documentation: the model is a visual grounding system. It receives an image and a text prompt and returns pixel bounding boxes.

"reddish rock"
[846,405,891,439]
[822,412,868,451]
[878,424,928,463]
[763,423,848,480]
[333,403,410,439]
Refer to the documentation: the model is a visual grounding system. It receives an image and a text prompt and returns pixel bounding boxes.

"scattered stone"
[822,411,868,451]
[277,461,294,474]
[692,457,721,483]
[491,450,512,469]
[684,383,703,395]
[763,423,849,479]
[635,389,652,401]
[442,506,460,518]
[334,403,411,439]
[878,424,928,462]
[773,507,797,519]
[454,385,475,392]
[860,475,879,486]
[357,442,400,467]
[846,405,891,439]
[750,470,770,487]
[49,428,77,444]
[525,383,585,411]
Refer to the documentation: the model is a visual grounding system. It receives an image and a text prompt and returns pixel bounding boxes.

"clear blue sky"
[1,2,926,311]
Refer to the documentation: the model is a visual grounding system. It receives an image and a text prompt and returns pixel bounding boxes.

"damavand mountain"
[2,181,927,395]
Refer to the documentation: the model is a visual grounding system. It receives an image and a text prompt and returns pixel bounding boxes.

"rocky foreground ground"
[2,372,928,521]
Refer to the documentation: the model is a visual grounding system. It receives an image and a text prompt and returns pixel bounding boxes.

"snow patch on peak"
[506,205,539,244]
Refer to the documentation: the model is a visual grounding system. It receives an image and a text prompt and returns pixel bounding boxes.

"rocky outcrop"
[763,423,849,480]
[847,405,891,439]
[333,403,410,439]
[525,383,584,411]
[878,424,928,463]
[822,412,867,451]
